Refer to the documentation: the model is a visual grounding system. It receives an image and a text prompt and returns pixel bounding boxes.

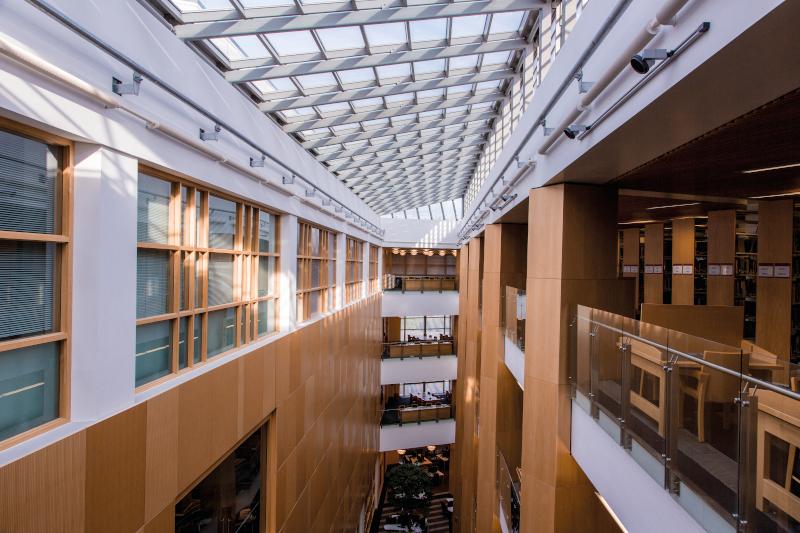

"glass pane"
[195,253,203,308]
[180,252,187,311]
[311,227,320,256]
[309,290,319,316]
[208,195,236,249]
[0,129,60,234]
[311,259,321,288]
[136,249,170,319]
[135,321,172,387]
[174,427,262,532]
[0,241,55,341]
[0,342,59,441]
[208,253,234,306]
[259,211,276,253]
[195,191,202,246]
[207,308,236,357]
[180,186,187,246]
[240,307,246,346]
[137,174,171,244]
[178,317,188,369]
[193,315,202,363]
[258,256,275,298]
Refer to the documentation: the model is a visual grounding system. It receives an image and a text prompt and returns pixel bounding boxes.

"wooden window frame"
[368,244,379,294]
[345,236,364,304]
[136,166,280,390]
[296,221,336,322]
[0,117,73,449]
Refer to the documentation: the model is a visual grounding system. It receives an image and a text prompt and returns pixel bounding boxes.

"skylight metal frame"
[149,0,542,213]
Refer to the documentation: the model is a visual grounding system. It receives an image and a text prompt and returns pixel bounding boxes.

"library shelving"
[694,221,708,306]
[735,210,758,340]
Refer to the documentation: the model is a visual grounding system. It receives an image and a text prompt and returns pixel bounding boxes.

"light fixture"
[111,72,142,96]
[410,250,418,255]
[438,250,445,256]
[397,449,406,455]
[451,250,457,257]
[630,49,672,74]
[749,191,800,199]
[646,202,700,210]
[399,250,406,256]
[427,445,436,452]
[392,248,400,255]
[199,125,221,141]
[741,162,800,174]
[249,155,265,167]
[563,124,589,139]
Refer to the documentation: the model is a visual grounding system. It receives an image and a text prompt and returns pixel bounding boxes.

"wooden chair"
[680,350,749,442]
[627,337,669,436]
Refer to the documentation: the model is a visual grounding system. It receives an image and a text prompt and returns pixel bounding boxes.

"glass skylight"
[159,0,538,213]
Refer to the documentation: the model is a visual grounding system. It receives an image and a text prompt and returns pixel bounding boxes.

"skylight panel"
[267,31,319,56]
[297,127,330,140]
[452,15,487,38]
[442,199,456,219]
[409,19,447,44]
[172,0,231,12]
[343,140,370,150]
[385,93,414,107]
[416,88,444,102]
[474,80,501,93]
[351,97,384,110]
[391,114,416,125]
[210,36,269,61]
[489,11,525,34]
[447,84,472,97]
[431,203,444,219]
[370,135,393,145]
[448,55,479,71]
[241,0,293,6]
[405,209,418,219]
[376,63,411,81]
[364,23,407,47]
[396,132,419,141]
[414,59,446,75]
[362,118,390,129]
[296,72,338,89]
[454,198,464,218]
[446,105,469,115]
[316,102,352,115]
[281,107,317,119]
[316,27,365,51]
[252,77,296,94]
[337,68,375,84]
[331,123,361,133]
[481,51,512,66]
[419,110,443,120]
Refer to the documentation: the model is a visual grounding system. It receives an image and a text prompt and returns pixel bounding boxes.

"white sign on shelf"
[682,265,693,275]
[672,265,682,275]
[758,264,774,278]
[653,265,663,274]
[721,264,734,276]
[774,264,791,278]
[708,264,721,276]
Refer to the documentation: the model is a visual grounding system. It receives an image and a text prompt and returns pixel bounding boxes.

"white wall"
[382,218,461,249]
[381,292,459,318]
[379,419,456,453]
[381,356,457,386]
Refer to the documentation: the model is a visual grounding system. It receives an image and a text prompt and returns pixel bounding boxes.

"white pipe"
[538,0,691,155]
[0,33,120,109]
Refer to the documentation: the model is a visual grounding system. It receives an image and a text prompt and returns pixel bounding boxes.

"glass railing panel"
[497,451,521,533]
[504,286,526,352]
[382,340,456,359]
[573,304,594,416]
[383,274,458,292]
[379,405,454,427]
[588,307,627,439]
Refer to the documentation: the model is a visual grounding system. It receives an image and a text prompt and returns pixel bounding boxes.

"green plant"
[386,464,433,512]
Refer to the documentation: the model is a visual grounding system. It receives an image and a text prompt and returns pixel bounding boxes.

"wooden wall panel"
[707,210,736,305]
[0,432,86,533]
[641,304,744,348]
[671,218,696,305]
[144,388,179,523]
[756,199,794,359]
[85,404,147,533]
[142,504,175,533]
[385,316,401,342]
[643,223,664,304]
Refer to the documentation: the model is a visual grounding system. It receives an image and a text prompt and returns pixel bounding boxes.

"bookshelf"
[694,221,708,305]
[664,223,672,304]
[735,210,758,340]
[792,202,800,361]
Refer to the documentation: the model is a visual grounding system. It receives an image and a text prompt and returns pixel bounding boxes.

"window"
[136,169,279,388]
[368,245,379,294]
[0,124,69,443]
[296,221,336,321]
[345,236,364,303]
[401,316,452,341]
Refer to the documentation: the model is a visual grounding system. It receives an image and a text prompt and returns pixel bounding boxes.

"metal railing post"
[589,322,600,420]
[620,340,632,449]
[664,355,680,495]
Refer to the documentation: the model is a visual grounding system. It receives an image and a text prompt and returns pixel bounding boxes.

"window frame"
[0,117,73,448]
[368,244,379,294]
[296,220,336,322]
[345,236,364,304]
[136,166,280,389]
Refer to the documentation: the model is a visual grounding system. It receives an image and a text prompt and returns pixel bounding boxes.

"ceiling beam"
[301,109,496,149]
[334,147,480,176]
[338,152,478,179]
[282,92,502,132]
[315,125,489,161]
[352,170,474,193]
[345,163,477,189]
[231,39,527,82]
[327,138,485,171]
[175,0,542,39]
[260,69,513,111]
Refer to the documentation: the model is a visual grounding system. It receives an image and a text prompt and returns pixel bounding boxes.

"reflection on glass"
[135,321,171,387]
[0,241,56,341]
[258,211,275,253]
[175,426,262,533]
[258,256,274,298]
[208,195,236,249]
[136,249,170,319]
[0,342,59,441]
[179,317,188,369]
[137,174,170,244]
[208,253,234,306]
[207,308,235,357]
[193,315,202,363]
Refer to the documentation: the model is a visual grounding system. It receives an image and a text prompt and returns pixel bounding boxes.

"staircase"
[376,492,453,533]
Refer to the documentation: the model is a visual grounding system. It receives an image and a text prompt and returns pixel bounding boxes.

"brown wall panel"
[85,403,147,533]
[672,218,696,305]
[0,296,382,533]
[707,210,736,305]
[643,223,664,304]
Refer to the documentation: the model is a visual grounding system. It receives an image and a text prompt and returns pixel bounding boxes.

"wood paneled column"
[452,238,482,533]
[671,218,696,305]
[520,184,629,533]
[643,223,664,304]
[707,210,736,305]
[475,224,527,533]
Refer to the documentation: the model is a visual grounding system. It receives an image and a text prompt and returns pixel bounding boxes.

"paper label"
[672,265,682,275]
[774,264,791,278]
[708,264,721,276]
[682,265,693,275]
[721,264,734,276]
[759,264,774,277]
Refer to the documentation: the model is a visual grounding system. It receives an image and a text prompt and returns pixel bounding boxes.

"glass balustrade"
[382,340,456,359]
[380,405,455,427]
[497,451,521,533]
[570,304,800,531]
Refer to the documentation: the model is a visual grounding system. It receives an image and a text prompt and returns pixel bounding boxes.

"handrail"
[576,314,800,402]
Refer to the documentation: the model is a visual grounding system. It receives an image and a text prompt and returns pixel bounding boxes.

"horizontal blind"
[209,195,236,249]
[0,130,58,234]
[0,241,54,340]
[208,253,234,306]
[137,174,170,244]
[136,249,170,318]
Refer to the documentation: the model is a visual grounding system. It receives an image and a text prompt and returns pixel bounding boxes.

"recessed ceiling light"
[646,202,700,210]
[741,162,800,174]
[749,191,800,199]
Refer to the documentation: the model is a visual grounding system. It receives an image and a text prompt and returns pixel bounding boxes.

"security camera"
[630,49,672,74]
[563,124,589,139]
